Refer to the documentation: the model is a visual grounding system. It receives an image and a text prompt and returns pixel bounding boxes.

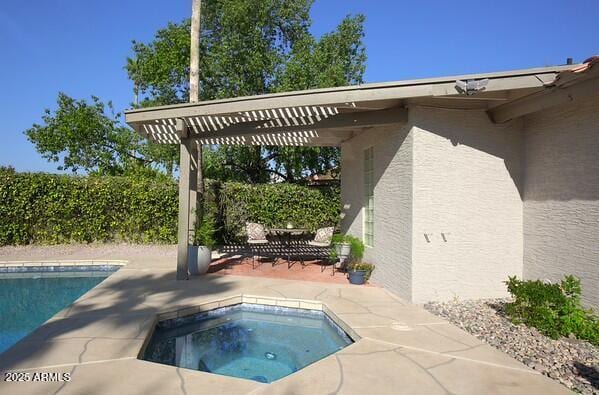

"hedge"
[0,168,179,244]
[219,182,341,243]
[0,168,341,245]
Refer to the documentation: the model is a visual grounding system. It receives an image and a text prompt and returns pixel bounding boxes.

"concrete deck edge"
[0,260,128,267]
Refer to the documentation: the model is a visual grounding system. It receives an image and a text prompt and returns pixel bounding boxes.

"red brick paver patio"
[208,256,356,284]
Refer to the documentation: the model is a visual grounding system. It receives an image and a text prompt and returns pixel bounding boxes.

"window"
[363,146,374,247]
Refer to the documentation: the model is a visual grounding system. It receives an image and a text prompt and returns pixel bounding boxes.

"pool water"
[143,303,353,383]
[0,269,115,354]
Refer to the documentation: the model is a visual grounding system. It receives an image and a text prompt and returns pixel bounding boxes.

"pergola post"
[176,120,197,280]
[189,140,198,234]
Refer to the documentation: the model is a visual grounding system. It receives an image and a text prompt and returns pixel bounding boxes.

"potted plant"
[189,214,216,276]
[347,262,375,285]
[330,234,364,269]
[330,234,350,267]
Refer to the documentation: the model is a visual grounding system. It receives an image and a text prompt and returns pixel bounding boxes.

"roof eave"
[125,65,574,125]
[124,64,576,117]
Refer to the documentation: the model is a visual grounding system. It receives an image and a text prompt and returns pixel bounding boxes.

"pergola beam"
[194,133,351,147]
[131,106,407,146]
[190,107,407,140]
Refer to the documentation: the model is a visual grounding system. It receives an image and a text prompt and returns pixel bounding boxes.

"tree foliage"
[24,1,366,182]
[127,0,366,182]
[25,93,135,175]
[24,93,176,177]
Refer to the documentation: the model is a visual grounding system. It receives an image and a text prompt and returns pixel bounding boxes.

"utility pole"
[190,0,201,104]
[190,0,204,201]
[176,0,204,280]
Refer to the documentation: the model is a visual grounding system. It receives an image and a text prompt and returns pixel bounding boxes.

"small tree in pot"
[330,234,351,267]
[189,212,216,276]
[330,234,366,270]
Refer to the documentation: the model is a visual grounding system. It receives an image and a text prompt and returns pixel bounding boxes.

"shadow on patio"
[0,269,235,373]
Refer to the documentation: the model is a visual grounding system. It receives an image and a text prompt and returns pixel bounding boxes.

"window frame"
[363,146,374,247]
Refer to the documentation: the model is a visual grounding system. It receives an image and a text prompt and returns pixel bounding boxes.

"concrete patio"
[0,245,570,394]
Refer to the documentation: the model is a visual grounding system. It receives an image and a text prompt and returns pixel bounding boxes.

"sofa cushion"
[314,227,334,244]
[246,222,267,241]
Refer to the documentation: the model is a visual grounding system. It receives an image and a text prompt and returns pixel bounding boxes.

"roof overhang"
[488,57,599,123]
[125,64,579,146]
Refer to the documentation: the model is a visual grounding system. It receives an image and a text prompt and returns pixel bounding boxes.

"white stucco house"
[125,56,599,309]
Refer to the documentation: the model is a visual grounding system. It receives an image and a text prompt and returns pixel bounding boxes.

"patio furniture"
[269,228,309,268]
[307,227,335,273]
[246,222,270,269]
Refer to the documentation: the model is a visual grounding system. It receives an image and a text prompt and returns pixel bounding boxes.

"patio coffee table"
[269,228,309,268]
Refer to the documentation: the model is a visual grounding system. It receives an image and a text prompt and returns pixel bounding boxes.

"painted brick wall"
[523,93,599,309]
[341,124,413,301]
[410,107,524,303]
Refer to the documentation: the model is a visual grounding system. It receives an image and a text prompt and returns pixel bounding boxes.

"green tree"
[127,0,366,183]
[24,93,174,177]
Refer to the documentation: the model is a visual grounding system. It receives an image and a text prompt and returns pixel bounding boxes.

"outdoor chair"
[305,226,334,272]
[246,222,270,269]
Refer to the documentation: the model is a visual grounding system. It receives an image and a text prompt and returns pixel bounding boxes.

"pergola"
[124,63,582,279]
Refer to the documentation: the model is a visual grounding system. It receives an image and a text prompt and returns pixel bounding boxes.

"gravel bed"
[424,299,599,394]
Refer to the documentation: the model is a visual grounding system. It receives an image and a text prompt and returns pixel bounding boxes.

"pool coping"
[0,260,127,276]
[0,259,128,267]
[153,294,360,341]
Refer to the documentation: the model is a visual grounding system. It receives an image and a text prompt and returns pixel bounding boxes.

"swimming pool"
[0,265,119,354]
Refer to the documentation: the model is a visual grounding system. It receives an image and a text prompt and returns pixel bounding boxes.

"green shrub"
[0,169,341,246]
[193,215,216,249]
[505,275,599,345]
[0,168,178,244]
[219,182,340,243]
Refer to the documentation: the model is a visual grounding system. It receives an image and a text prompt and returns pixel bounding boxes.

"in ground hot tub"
[142,303,353,383]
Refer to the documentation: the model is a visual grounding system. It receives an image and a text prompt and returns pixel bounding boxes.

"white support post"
[188,140,198,241]
[176,120,195,280]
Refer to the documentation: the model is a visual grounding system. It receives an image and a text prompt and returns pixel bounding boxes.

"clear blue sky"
[1,0,597,172]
